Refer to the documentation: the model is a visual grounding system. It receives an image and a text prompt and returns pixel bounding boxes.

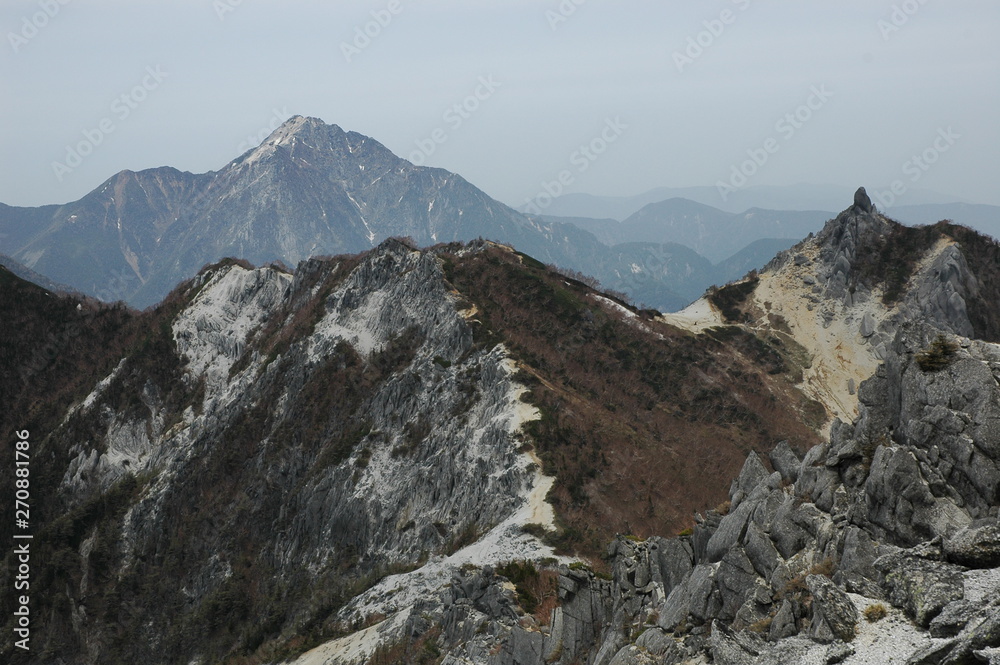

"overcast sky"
[1,1,997,210]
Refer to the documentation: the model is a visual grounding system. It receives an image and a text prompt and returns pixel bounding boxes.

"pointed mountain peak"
[815,186,895,247]
[252,115,344,150]
[232,115,386,170]
[269,115,342,141]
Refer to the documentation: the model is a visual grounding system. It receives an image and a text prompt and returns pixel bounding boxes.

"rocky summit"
[1,196,1000,665]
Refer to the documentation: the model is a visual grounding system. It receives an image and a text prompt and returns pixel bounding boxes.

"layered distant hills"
[9,116,989,313]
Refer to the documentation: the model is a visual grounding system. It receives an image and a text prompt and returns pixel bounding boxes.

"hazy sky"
[1,1,998,210]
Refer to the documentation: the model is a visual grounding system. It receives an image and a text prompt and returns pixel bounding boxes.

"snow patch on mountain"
[659,297,724,333]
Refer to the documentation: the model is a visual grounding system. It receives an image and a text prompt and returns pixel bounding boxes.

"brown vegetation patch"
[442,246,822,558]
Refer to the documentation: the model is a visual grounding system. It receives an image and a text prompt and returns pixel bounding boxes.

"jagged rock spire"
[854,186,874,214]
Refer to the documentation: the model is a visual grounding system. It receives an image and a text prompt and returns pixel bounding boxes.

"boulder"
[710,620,764,665]
[658,563,721,630]
[929,600,980,638]
[717,548,763,621]
[653,536,695,596]
[730,453,770,509]
[875,549,966,627]
[769,497,814,559]
[807,575,859,643]
[706,498,757,563]
[939,608,1000,665]
[769,599,798,642]
[745,522,781,579]
[906,640,957,665]
[769,441,801,483]
[826,641,856,664]
[634,627,682,660]
[944,521,1000,568]
[860,311,877,338]
[836,526,884,597]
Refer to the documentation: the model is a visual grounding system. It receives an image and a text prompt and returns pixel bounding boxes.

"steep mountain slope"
[0,117,682,311]
[664,204,1000,430]
[0,237,823,665]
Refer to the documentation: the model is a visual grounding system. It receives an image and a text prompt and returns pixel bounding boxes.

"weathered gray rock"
[711,620,764,665]
[706,497,757,563]
[658,563,721,630]
[692,511,723,563]
[653,536,695,596]
[634,627,682,660]
[507,628,545,665]
[769,440,801,484]
[940,608,1000,665]
[730,452,770,509]
[930,599,980,638]
[807,575,859,643]
[861,311,877,338]
[769,599,799,642]
[875,549,966,627]
[826,640,856,664]
[907,640,958,665]
[607,645,656,665]
[854,187,874,214]
[769,496,814,559]
[798,447,841,512]
[745,521,781,579]
[865,445,971,546]
[944,521,1000,568]
[973,647,1000,665]
[835,526,884,597]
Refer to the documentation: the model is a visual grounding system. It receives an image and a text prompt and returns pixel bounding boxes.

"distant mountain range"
[543,199,832,262]
[524,183,977,219]
[2,116,995,313]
